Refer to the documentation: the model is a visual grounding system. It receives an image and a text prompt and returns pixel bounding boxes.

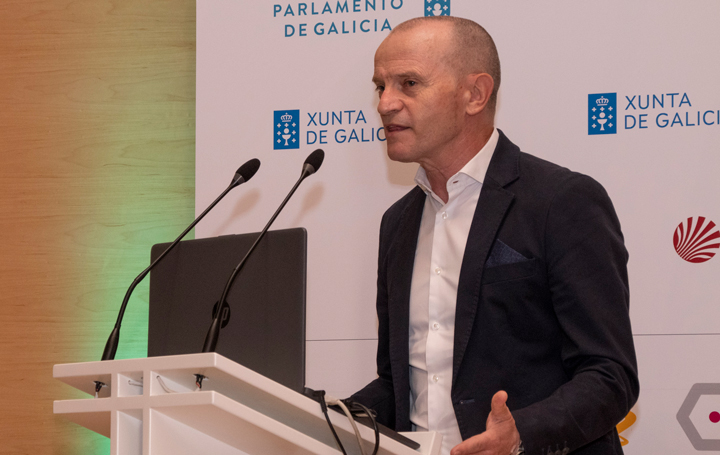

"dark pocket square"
[482,258,538,285]
[485,239,529,268]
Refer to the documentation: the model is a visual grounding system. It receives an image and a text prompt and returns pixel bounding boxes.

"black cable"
[351,401,379,455]
[304,388,347,455]
[322,403,347,455]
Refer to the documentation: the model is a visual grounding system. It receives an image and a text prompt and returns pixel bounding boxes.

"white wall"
[196,1,720,451]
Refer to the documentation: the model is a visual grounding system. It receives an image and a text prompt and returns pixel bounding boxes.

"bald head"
[373,16,499,173]
[390,17,501,111]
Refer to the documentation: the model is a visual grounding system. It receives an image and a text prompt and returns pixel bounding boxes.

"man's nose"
[377,89,402,116]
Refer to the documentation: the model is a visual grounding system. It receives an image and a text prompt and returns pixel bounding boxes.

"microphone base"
[202,317,222,353]
[101,327,120,361]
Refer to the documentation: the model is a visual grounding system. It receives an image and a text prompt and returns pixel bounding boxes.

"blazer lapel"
[453,130,520,384]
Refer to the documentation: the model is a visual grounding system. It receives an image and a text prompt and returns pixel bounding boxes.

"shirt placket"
[425,180,463,432]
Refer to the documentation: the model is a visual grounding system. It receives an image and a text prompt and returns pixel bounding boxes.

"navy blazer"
[352,131,639,454]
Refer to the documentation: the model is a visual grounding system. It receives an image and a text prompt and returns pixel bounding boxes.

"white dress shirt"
[408,128,499,455]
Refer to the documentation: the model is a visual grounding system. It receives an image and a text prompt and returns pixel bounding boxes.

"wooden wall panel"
[0,1,196,452]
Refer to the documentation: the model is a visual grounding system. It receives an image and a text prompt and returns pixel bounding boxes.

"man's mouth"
[384,124,409,133]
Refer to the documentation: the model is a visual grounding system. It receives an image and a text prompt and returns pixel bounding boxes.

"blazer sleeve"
[512,173,639,453]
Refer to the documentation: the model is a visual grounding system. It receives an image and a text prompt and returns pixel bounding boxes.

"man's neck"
[421,125,494,203]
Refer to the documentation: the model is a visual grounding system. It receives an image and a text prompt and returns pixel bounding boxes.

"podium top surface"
[54,353,440,455]
[54,353,298,402]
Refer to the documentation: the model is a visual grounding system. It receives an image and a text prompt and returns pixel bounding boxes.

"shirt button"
[432,375,440,383]
[441,211,448,220]
[434,267,442,275]
[431,322,440,331]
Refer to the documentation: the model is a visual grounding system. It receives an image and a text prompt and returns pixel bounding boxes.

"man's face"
[372,24,467,166]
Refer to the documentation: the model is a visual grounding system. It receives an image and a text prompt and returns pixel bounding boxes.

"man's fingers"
[489,390,511,422]
[452,391,519,455]
[449,432,490,455]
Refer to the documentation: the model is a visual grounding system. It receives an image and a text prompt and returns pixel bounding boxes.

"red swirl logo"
[674,217,720,263]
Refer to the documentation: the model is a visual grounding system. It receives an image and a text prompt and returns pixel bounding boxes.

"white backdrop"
[196,1,720,451]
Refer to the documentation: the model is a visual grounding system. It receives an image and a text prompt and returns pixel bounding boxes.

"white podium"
[54,353,442,455]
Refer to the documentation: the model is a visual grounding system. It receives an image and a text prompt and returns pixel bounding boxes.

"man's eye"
[405,80,416,87]
[375,86,385,94]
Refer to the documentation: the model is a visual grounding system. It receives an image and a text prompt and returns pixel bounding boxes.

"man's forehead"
[381,27,446,51]
[373,32,453,80]
[373,57,424,79]
[377,26,453,60]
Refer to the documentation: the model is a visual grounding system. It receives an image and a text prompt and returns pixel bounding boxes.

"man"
[351,16,639,455]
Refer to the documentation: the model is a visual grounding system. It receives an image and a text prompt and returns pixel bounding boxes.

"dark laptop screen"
[148,228,306,392]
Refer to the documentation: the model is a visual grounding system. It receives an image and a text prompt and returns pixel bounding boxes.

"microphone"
[302,148,324,177]
[100,158,261,361]
[201,149,325,355]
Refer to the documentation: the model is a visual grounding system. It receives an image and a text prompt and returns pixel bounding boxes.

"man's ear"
[466,73,494,116]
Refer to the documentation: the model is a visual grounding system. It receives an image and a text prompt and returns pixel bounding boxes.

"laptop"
[148,228,307,393]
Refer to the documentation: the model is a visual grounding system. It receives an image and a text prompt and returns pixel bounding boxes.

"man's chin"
[385,145,417,163]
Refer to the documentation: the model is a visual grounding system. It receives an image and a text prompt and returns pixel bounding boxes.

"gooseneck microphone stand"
[199,150,324,368]
[100,159,261,363]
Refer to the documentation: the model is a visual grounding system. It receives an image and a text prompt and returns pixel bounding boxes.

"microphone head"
[232,158,261,186]
[302,149,325,177]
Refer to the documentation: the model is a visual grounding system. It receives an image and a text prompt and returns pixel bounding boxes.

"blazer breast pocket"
[482,257,538,285]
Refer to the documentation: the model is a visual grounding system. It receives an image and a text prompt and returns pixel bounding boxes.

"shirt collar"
[414,128,499,195]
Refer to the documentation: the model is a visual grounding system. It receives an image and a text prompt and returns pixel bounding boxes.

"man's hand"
[450,391,521,455]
